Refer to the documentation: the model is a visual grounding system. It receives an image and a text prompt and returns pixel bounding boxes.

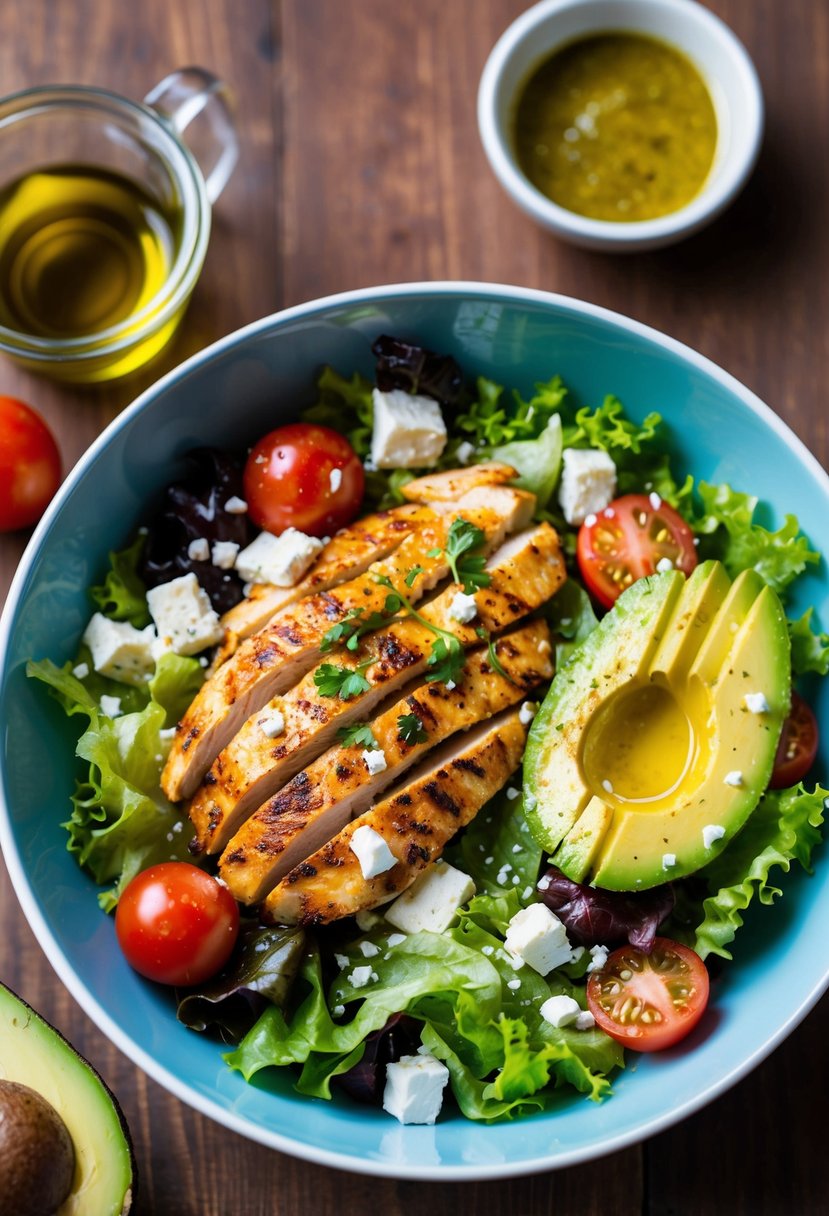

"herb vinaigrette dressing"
[513,33,718,222]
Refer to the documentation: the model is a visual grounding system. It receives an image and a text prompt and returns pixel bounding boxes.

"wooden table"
[1,1,826,1211]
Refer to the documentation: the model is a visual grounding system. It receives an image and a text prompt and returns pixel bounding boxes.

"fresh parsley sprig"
[314,660,372,700]
[374,574,466,687]
[427,518,492,594]
[337,722,380,748]
[397,713,428,745]
[320,595,401,654]
[476,626,515,685]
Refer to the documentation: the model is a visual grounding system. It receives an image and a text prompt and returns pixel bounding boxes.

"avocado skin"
[524,562,791,891]
[0,983,135,1216]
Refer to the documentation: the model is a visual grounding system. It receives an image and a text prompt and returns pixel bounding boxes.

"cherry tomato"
[243,422,364,538]
[586,937,710,1052]
[115,862,240,987]
[0,396,61,532]
[770,691,819,789]
[577,493,697,609]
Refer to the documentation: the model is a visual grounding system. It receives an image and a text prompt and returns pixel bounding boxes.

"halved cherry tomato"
[115,862,240,987]
[0,396,61,532]
[586,937,710,1052]
[770,691,819,789]
[243,422,364,538]
[577,493,697,609]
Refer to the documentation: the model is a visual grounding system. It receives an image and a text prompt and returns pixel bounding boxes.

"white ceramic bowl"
[477,0,764,251]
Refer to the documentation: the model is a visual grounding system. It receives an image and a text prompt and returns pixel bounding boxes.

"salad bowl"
[1,282,828,1179]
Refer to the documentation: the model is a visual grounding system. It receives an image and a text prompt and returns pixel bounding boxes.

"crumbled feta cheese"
[224,496,248,514]
[445,680,456,691]
[332,1004,345,1017]
[382,1053,450,1125]
[99,694,123,718]
[656,556,674,573]
[601,779,614,794]
[349,965,375,989]
[334,953,349,970]
[362,748,388,776]
[370,388,447,469]
[540,994,582,1028]
[505,786,520,801]
[524,792,537,811]
[329,467,342,493]
[387,933,406,947]
[385,862,476,934]
[586,944,609,973]
[259,709,285,738]
[456,441,475,464]
[147,573,223,656]
[557,447,617,526]
[744,692,770,714]
[448,591,478,624]
[649,491,662,510]
[350,824,397,879]
[575,1010,596,1031]
[235,528,323,587]
[159,727,177,741]
[211,540,239,569]
[505,904,573,975]
[187,537,210,562]
[507,978,521,991]
[518,701,538,726]
[359,940,380,958]
[724,770,743,787]
[82,614,157,686]
[703,823,726,849]
[72,662,89,680]
[662,852,677,869]
[356,908,382,932]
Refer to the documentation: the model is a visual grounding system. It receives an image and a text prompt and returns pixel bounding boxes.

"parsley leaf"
[337,722,380,749]
[429,517,492,594]
[427,634,465,686]
[475,626,515,685]
[320,597,402,654]
[313,661,372,700]
[405,565,424,588]
[397,713,428,745]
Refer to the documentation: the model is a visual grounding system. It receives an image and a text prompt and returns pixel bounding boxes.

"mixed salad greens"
[28,336,828,1123]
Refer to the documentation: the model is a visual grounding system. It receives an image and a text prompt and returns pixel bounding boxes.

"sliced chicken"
[261,708,527,926]
[402,462,517,503]
[186,523,564,853]
[219,618,552,903]
[221,503,436,640]
[432,485,535,532]
[163,491,528,802]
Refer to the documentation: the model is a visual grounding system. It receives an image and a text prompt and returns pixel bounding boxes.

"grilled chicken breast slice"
[402,463,517,503]
[163,498,518,802]
[187,522,564,853]
[261,708,527,926]
[221,503,436,641]
[218,619,552,903]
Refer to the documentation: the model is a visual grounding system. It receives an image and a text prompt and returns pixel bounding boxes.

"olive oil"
[0,165,180,341]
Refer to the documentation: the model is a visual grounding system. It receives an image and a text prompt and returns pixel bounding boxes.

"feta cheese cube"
[82,614,157,686]
[235,528,323,587]
[259,709,285,738]
[586,944,609,973]
[362,748,388,776]
[744,692,769,714]
[350,824,397,879]
[348,965,375,989]
[702,823,726,849]
[385,862,476,934]
[371,388,447,469]
[187,538,210,562]
[557,448,617,526]
[382,1053,450,1125]
[504,904,573,975]
[662,852,677,869]
[539,993,582,1028]
[99,694,123,718]
[358,940,380,958]
[146,573,223,656]
[72,662,89,680]
[574,1010,596,1031]
[211,540,239,569]
[448,591,478,624]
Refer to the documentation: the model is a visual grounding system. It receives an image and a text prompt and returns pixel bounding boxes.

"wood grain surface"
[0,2,827,1212]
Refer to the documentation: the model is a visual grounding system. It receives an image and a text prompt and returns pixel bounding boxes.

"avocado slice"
[524,561,790,891]
[0,983,134,1215]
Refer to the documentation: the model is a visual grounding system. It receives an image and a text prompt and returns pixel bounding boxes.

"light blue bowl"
[2,283,827,1179]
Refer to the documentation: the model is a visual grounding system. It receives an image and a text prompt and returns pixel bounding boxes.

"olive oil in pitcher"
[0,165,181,341]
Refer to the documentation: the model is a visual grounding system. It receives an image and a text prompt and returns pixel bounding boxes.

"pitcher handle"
[144,67,238,204]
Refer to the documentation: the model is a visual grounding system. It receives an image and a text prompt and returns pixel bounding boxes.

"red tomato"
[0,396,61,532]
[770,691,819,789]
[577,493,698,609]
[586,937,710,1052]
[115,862,240,987]
[243,423,364,538]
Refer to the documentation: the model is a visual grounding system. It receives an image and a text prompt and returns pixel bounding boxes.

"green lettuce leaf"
[27,657,195,911]
[148,652,205,726]
[671,783,827,960]
[490,416,563,508]
[542,580,600,669]
[449,790,542,898]
[455,375,568,449]
[89,533,150,628]
[563,395,661,458]
[788,609,829,677]
[301,366,374,458]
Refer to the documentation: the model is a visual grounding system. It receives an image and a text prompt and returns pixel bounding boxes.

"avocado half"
[524,561,790,890]
[0,983,134,1216]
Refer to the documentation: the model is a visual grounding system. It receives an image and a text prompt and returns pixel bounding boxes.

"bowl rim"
[476,0,765,250]
[2,280,828,1180]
